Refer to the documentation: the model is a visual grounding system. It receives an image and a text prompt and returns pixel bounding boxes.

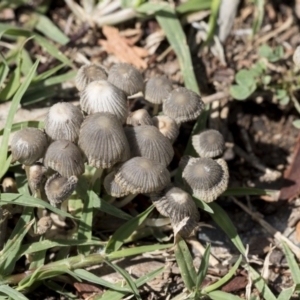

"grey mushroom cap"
[78,112,130,169]
[163,87,204,124]
[125,125,174,166]
[144,75,173,104]
[152,115,179,144]
[182,157,229,203]
[80,80,128,123]
[103,170,129,197]
[28,162,47,191]
[192,129,225,158]
[75,64,108,91]
[45,102,83,143]
[45,173,78,207]
[44,140,85,177]
[115,157,171,194]
[10,128,48,165]
[126,109,154,126]
[107,63,144,96]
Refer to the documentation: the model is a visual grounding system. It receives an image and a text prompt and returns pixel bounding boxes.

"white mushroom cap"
[125,125,174,166]
[78,112,130,169]
[126,109,154,126]
[80,80,128,123]
[152,115,179,144]
[45,102,83,143]
[163,87,204,124]
[115,157,170,194]
[75,64,107,91]
[107,63,144,96]
[182,157,229,203]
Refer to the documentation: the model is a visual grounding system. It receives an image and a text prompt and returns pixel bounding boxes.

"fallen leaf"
[73,282,103,299]
[221,276,248,293]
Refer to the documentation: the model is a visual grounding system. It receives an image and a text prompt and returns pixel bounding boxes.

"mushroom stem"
[90,168,103,188]
[115,193,137,208]
[152,104,160,116]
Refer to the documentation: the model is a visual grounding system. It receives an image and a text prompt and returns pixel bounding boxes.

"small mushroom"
[103,170,129,197]
[78,112,130,169]
[126,109,153,126]
[45,173,78,207]
[125,125,174,166]
[163,87,204,124]
[182,157,229,203]
[37,216,53,235]
[28,162,47,192]
[10,128,48,165]
[115,157,170,194]
[75,64,108,91]
[152,115,179,144]
[107,63,144,96]
[192,129,225,158]
[45,102,83,143]
[44,140,85,177]
[80,80,128,123]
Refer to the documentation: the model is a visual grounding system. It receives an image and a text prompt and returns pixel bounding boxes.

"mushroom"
[163,87,204,124]
[45,102,83,143]
[80,80,128,123]
[44,140,85,177]
[28,162,47,193]
[75,64,108,91]
[124,125,174,166]
[182,157,229,203]
[115,157,170,194]
[107,63,144,96]
[192,129,225,158]
[126,109,154,126]
[152,115,179,144]
[37,216,53,235]
[10,128,48,165]
[45,173,78,207]
[103,169,129,198]
[78,112,130,169]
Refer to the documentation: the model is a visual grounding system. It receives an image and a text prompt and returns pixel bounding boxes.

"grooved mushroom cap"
[144,75,173,104]
[182,158,229,203]
[80,80,128,123]
[75,64,107,91]
[152,115,179,144]
[115,157,171,194]
[103,170,129,197]
[192,129,225,158]
[78,112,130,169]
[45,102,83,143]
[107,63,144,96]
[125,125,174,166]
[45,173,78,207]
[28,162,47,191]
[163,87,204,124]
[44,140,84,177]
[151,186,199,238]
[126,109,154,126]
[10,128,48,165]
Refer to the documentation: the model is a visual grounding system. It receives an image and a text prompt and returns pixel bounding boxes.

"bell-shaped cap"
[125,125,174,166]
[144,75,172,104]
[182,157,229,203]
[37,216,53,235]
[75,64,107,91]
[107,63,144,96]
[28,162,47,191]
[45,173,78,207]
[78,112,130,169]
[152,115,179,144]
[80,80,128,123]
[163,87,204,124]
[115,157,170,194]
[126,109,153,126]
[10,128,48,165]
[192,129,225,158]
[44,140,85,177]
[45,102,83,143]
[103,170,129,197]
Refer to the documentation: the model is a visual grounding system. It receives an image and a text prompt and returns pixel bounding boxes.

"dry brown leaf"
[99,26,148,69]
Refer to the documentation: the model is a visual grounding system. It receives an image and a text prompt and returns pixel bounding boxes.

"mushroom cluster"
[10,62,229,239]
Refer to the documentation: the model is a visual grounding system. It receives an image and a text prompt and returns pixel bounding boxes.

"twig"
[202,91,230,104]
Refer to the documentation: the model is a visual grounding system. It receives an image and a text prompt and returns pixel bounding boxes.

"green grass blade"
[205,0,221,44]
[32,63,66,82]
[209,202,246,255]
[0,121,44,135]
[176,0,211,14]
[193,196,214,213]
[195,243,211,292]
[20,49,33,76]
[0,53,9,90]
[0,59,39,179]
[203,255,242,293]
[0,64,20,101]
[105,205,154,253]
[223,187,278,197]
[207,290,244,300]
[0,285,29,300]
[174,237,196,291]
[155,4,199,93]
[252,0,264,36]
[44,280,78,299]
[277,286,295,300]
[136,2,169,13]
